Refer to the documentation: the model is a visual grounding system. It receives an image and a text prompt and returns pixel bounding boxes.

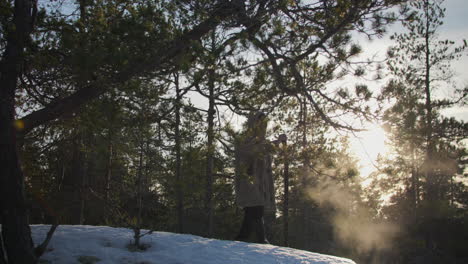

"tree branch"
[16,1,244,137]
[34,224,59,258]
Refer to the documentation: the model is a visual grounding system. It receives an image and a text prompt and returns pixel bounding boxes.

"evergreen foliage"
[372,0,468,262]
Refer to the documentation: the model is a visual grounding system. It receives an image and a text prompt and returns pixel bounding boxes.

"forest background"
[0,0,467,264]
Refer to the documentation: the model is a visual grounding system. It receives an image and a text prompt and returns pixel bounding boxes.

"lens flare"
[14,120,25,131]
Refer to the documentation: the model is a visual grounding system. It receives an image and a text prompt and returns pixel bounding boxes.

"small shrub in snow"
[100,240,113,247]
[126,242,151,252]
[77,255,101,264]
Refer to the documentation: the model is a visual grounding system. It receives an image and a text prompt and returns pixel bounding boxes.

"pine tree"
[380,0,468,260]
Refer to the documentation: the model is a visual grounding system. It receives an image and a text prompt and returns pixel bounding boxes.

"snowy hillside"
[32,225,356,264]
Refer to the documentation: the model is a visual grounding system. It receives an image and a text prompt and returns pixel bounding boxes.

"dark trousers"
[236,206,268,244]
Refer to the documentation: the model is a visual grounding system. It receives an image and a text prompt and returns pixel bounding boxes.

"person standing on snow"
[234,111,286,243]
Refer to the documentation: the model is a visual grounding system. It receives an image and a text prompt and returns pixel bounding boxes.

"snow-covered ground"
[31,225,356,264]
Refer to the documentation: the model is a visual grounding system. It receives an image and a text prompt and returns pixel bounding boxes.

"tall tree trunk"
[0,0,37,263]
[423,0,434,199]
[423,0,436,250]
[205,71,215,237]
[174,73,184,233]
[205,33,216,236]
[300,97,310,248]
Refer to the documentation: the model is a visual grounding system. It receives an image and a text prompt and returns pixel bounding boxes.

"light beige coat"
[234,137,275,211]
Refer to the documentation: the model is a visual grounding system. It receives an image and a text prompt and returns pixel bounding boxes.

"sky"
[438,0,468,120]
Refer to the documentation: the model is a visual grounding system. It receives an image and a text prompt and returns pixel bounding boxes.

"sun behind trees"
[1,1,467,264]
[371,0,468,263]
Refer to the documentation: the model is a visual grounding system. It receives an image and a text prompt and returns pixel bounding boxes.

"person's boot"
[236,210,251,242]
[235,222,250,242]
[255,218,269,244]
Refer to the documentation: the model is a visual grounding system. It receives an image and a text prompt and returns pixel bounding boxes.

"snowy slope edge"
[31,225,356,264]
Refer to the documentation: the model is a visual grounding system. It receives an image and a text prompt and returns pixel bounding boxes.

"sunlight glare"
[351,123,390,179]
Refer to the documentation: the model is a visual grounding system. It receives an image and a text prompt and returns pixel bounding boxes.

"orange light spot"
[14,120,24,131]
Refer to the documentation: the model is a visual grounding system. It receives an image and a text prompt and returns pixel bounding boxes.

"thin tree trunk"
[58,161,65,192]
[410,140,418,211]
[79,147,88,225]
[283,142,289,247]
[0,0,37,263]
[62,136,86,224]
[424,0,433,158]
[300,97,310,247]
[104,139,113,222]
[144,140,150,196]
[204,31,216,237]
[205,72,215,237]
[302,98,307,154]
[135,145,144,247]
[174,73,184,233]
[450,174,454,207]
